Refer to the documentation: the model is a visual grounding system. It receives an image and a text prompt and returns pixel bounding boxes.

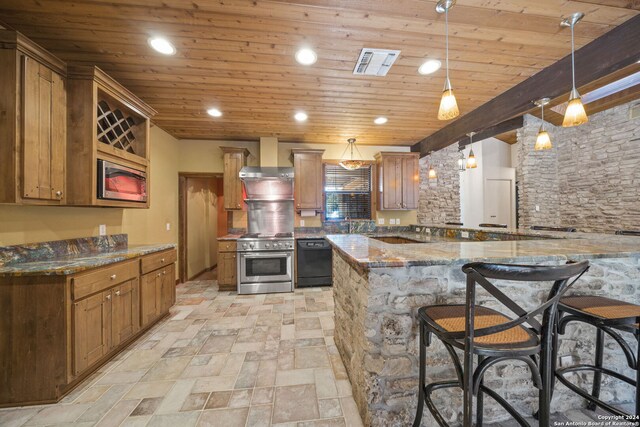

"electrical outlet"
[559,355,573,367]
[461,231,470,239]
[395,218,400,225]
[389,219,396,225]
[415,227,421,232]
[98,224,106,236]
[378,218,385,225]
[300,219,305,227]
[166,222,171,231]
[535,205,540,212]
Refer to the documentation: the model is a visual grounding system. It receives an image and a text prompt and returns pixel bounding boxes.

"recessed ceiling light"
[418,59,442,75]
[207,108,222,117]
[295,48,317,65]
[294,111,308,122]
[148,37,176,55]
[374,117,388,125]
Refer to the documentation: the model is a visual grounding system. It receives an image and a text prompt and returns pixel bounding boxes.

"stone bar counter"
[326,226,640,426]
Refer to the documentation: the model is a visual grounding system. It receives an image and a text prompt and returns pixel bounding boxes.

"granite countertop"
[325,227,640,271]
[0,236,175,277]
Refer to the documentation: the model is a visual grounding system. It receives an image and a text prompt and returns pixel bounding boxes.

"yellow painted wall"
[178,139,259,174]
[0,125,179,246]
[186,177,218,279]
[260,137,279,167]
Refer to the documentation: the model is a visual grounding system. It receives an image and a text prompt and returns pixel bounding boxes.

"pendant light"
[427,152,437,180]
[436,0,460,121]
[534,98,552,150]
[561,12,588,127]
[339,138,365,170]
[466,132,477,169]
[458,146,466,172]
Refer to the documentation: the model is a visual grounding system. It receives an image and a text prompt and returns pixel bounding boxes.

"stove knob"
[242,243,248,249]
[274,243,280,249]
[265,243,271,249]
[249,243,255,249]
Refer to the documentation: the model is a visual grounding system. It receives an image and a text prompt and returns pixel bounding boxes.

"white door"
[484,179,513,228]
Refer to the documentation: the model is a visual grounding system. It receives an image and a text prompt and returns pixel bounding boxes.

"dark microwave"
[97,160,147,202]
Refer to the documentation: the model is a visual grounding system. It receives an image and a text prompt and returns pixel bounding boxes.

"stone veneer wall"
[417,145,461,225]
[517,102,640,232]
[333,250,640,426]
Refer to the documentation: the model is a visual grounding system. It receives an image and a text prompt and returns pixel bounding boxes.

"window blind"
[324,164,372,220]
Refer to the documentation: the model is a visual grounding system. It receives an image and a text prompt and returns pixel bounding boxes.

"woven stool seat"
[420,305,538,349]
[560,296,640,326]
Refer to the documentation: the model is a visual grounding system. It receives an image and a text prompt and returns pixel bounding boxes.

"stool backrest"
[459,261,590,346]
[478,223,508,228]
[531,225,577,232]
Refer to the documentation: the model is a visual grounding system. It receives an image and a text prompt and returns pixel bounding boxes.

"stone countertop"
[0,244,176,277]
[325,228,640,271]
[218,234,242,241]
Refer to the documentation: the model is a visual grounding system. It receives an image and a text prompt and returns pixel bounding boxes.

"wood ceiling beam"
[456,117,524,149]
[412,14,640,157]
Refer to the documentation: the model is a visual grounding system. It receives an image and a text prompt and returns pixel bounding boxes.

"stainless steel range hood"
[240,167,294,201]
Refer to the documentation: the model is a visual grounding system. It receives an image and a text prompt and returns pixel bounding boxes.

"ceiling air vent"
[353,48,401,76]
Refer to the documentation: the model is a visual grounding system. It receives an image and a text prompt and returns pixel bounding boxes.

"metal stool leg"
[413,320,427,427]
[476,355,484,427]
[463,349,474,426]
[587,328,604,411]
[636,334,640,417]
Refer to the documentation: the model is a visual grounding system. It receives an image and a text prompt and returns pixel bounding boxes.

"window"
[324,164,372,221]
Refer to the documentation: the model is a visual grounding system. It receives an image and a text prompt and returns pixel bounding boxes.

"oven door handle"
[240,252,291,258]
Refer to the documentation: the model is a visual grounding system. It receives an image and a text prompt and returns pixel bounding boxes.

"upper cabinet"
[66,66,156,208]
[221,146,249,210]
[291,149,324,212]
[0,31,67,205]
[374,152,420,210]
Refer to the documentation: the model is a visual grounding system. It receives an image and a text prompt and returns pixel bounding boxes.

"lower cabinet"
[0,248,176,407]
[141,263,175,328]
[217,240,237,292]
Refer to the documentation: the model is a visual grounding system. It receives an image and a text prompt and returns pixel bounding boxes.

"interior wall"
[516,101,640,232]
[460,137,515,228]
[185,177,218,279]
[0,125,180,247]
[417,145,461,225]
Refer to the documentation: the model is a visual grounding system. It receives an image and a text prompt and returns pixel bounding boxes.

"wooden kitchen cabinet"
[291,149,324,212]
[374,152,420,210]
[217,240,237,291]
[221,147,249,210]
[0,248,176,407]
[0,30,67,205]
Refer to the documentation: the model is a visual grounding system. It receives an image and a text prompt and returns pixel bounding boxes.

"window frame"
[322,160,376,222]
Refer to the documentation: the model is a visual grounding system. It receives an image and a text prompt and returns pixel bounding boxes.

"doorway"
[484,178,515,228]
[178,173,225,283]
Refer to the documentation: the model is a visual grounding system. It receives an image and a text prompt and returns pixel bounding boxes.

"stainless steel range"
[237,168,294,294]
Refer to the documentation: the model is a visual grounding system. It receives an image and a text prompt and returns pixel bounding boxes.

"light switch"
[166,222,171,231]
[378,218,385,225]
[99,224,106,236]
[389,219,396,225]
[395,218,400,225]
[535,205,540,212]
[300,219,305,227]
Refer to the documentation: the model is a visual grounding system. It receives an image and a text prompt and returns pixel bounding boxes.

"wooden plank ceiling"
[0,0,638,145]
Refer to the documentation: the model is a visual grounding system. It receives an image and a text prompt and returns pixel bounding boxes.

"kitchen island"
[326,226,640,426]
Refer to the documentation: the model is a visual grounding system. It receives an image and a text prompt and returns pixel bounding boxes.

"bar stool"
[413,260,589,427]
[478,223,508,228]
[555,295,640,416]
[531,226,577,232]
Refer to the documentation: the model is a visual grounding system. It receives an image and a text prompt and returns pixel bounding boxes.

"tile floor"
[0,271,363,427]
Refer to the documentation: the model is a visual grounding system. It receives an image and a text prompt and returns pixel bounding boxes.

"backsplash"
[0,234,128,265]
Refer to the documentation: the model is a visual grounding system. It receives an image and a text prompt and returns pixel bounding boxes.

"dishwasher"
[296,238,332,287]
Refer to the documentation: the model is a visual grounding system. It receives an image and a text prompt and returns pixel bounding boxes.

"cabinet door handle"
[236,203,240,208]
[157,272,162,277]
[162,270,166,275]
[115,290,121,296]
[106,294,111,301]
[55,190,63,198]
[110,274,117,280]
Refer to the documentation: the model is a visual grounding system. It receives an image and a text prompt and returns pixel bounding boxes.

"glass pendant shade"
[458,155,466,172]
[339,138,364,170]
[466,149,477,169]
[428,167,437,179]
[438,86,460,121]
[534,129,552,150]
[562,91,589,127]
